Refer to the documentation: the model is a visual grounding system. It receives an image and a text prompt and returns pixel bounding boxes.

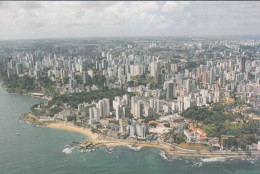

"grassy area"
[178,143,212,151]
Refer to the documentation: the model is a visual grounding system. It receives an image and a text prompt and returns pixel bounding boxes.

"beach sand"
[45,122,172,150]
[45,122,259,158]
[46,122,98,141]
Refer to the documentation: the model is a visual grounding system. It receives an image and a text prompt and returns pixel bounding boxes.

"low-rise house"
[183,122,208,143]
[39,116,51,121]
[247,143,259,151]
[196,128,208,142]
[184,129,196,142]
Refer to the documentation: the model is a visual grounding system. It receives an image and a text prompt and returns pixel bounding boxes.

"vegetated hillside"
[181,105,258,150]
[31,88,134,117]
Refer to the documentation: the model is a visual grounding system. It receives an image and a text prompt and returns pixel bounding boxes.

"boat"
[16,133,20,135]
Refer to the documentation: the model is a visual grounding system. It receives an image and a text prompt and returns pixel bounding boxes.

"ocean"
[0,84,259,174]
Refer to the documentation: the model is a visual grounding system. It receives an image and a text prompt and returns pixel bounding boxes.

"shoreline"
[0,83,49,100]
[44,122,260,159]
[1,84,259,159]
[46,122,99,142]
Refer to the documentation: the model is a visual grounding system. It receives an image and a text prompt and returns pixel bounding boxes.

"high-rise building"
[219,73,226,88]
[123,94,130,106]
[150,61,155,77]
[155,61,161,74]
[69,78,75,89]
[82,71,89,84]
[129,125,135,137]
[16,63,23,75]
[241,57,246,72]
[176,74,183,87]
[202,71,208,85]
[155,72,163,84]
[71,71,75,79]
[209,67,216,84]
[115,105,122,120]
[140,125,147,138]
[186,78,191,94]
[131,96,139,115]
[7,68,13,78]
[60,69,68,79]
[103,98,110,117]
[166,81,174,100]
[137,101,143,118]
[35,70,41,80]
[98,100,105,118]
[197,67,201,77]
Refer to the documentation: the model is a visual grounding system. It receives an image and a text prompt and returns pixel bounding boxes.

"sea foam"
[201,157,225,162]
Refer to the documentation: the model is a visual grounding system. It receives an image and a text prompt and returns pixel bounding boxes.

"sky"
[0,1,259,40]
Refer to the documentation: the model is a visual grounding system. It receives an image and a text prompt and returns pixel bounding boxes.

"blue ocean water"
[0,84,259,174]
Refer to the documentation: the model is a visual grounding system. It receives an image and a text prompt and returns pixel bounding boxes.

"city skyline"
[0,1,260,173]
[0,1,260,40]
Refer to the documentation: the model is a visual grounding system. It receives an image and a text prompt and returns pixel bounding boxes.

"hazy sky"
[0,1,259,40]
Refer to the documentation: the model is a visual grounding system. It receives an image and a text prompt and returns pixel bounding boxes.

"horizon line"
[1,35,260,42]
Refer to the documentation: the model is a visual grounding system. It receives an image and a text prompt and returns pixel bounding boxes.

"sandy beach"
[46,122,98,141]
[45,122,260,158]
[45,122,173,150]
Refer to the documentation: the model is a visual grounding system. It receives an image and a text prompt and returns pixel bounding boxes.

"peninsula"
[0,38,259,158]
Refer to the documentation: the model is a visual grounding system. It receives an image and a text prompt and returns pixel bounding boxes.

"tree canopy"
[48,88,133,109]
[181,105,258,149]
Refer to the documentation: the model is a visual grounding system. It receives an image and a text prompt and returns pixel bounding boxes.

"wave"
[201,157,225,162]
[128,145,142,151]
[191,162,203,168]
[160,150,169,161]
[62,147,72,154]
